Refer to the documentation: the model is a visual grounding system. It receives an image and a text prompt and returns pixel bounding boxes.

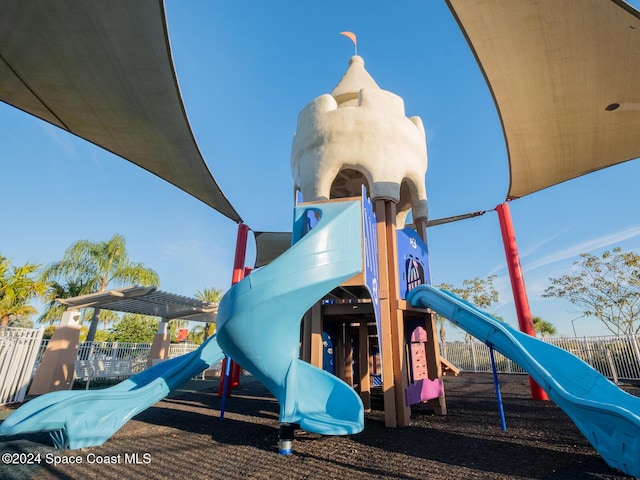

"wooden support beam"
[425,311,447,414]
[340,271,365,287]
[359,320,371,411]
[310,302,323,368]
[344,326,354,387]
[322,302,373,316]
[301,308,312,363]
[374,199,397,427]
[335,322,346,382]
[384,200,411,426]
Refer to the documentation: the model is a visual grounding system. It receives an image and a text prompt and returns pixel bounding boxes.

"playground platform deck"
[1,373,637,480]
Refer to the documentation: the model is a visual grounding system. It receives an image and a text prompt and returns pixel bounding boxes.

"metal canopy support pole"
[495,202,548,401]
[231,224,250,285]
[219,223,250,421]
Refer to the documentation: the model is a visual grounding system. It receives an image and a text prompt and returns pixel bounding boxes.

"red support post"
[231,224,250,284]
[495,202,548,401]
[218,223,250,400]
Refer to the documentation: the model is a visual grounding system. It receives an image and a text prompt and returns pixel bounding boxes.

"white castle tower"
[290,55,428,227]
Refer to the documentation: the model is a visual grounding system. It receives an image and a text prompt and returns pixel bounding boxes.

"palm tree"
[188,325,206,344]
[195,287,224,339]
[7,315,34,328]
[40,234,160,342]
[435,314,448,358]
[38,278,92,324]
[532,316,557,338]
[0,255,49,329]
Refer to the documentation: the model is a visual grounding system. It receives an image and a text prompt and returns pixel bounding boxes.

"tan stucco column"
[147,318,171,367]
[29,309,81,395]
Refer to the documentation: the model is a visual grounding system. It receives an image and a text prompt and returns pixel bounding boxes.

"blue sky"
[3,1,640,340]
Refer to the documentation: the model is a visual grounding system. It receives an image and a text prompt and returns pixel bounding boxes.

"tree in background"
[436,275,499,356]
[449,275,500,308]
[105,313,159,343]
[195,287,224,339]
[7,315,34,328]
[532,315,557,338]
[188,325,206,344]
[543,247,640,336]
[0,255,49,329]
[38,278,92,324]
[40,234,160,342]
[42,324,57,339]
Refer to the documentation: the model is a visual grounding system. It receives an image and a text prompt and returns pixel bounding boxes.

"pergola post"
[29,309,81,394]
[148,318,171,367]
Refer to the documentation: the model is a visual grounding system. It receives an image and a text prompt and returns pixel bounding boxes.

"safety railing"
[443,334,640,382]
[7,328,640,405]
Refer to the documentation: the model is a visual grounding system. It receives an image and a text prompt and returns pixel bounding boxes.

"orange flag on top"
[339,31,357,55]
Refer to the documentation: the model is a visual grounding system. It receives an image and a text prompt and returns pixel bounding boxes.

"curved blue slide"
[0,334,224,449]
[1,199,364,450]
[216,200,364,436]
[407,284,640,478]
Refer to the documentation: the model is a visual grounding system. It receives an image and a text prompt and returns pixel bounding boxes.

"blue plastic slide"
[1,200,365,450]
[216,200,364,436]
[407,284,640,478]
[0,334,225,449]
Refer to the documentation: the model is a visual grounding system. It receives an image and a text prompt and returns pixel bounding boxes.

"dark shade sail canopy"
[447,0,640,199]
[253,231,292,268]
[0,0,242,223]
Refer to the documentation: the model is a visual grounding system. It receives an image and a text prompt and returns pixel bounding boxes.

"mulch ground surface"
[1,372,638,480]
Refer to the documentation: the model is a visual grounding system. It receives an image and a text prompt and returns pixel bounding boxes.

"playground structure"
[288,54,446,427]
[0,54,445,446]
[3,2,640,477]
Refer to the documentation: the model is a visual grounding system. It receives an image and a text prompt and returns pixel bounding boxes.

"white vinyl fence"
[443,335,640,382]
[77,341,153,365]
[35,340,200,365]
[0,327,44,405]
[1,334,203,405]
[4,328,640,405]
